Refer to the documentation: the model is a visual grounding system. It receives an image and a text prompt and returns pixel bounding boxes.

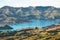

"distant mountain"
[0,6,60,24]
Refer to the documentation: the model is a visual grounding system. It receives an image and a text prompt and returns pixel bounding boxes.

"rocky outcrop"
[0,25,13,30]
[0,6,60,24]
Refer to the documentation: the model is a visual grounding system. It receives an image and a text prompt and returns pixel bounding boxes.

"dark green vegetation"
[0,25,60,40]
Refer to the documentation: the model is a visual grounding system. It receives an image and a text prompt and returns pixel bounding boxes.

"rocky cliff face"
[0,6,60,24]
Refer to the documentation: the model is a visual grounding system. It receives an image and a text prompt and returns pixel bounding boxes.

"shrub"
[37,34,44,38]
[55,38,60,40]
[35,27,39,29]
[6,38,14,40]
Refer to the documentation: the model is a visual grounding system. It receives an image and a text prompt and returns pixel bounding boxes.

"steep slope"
[0,6,60,24]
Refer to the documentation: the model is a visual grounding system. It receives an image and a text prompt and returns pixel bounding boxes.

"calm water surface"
[9,19,60,30]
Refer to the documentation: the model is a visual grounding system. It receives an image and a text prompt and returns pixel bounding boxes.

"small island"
[0,25,13,32]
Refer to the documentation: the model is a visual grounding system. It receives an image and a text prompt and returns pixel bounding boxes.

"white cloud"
[0,0,60,8]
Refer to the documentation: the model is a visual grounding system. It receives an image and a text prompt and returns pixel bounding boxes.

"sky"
[0,0,60,8]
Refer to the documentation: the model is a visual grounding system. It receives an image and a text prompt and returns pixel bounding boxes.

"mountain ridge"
[0,6,60,24]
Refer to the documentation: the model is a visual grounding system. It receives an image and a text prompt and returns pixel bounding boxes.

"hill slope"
[0,6,60,24]
[0,25,60,40]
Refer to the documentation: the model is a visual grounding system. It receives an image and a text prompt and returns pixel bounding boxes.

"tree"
[35,27,38,29]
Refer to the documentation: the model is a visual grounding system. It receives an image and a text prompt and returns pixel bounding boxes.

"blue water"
[0,19,60,32]
[0,29,12,32]
[9,19,60,30]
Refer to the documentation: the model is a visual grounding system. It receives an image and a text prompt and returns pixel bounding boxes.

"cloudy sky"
[0,0,60,8]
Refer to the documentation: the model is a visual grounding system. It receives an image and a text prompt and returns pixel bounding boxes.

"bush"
[6,38,14,40]
[45,37,52,40]
[35,27,39,29]
[37,34,44,38]
[55,38,60,40]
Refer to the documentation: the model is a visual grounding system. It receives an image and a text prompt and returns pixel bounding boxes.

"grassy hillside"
[0,25,60,40]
